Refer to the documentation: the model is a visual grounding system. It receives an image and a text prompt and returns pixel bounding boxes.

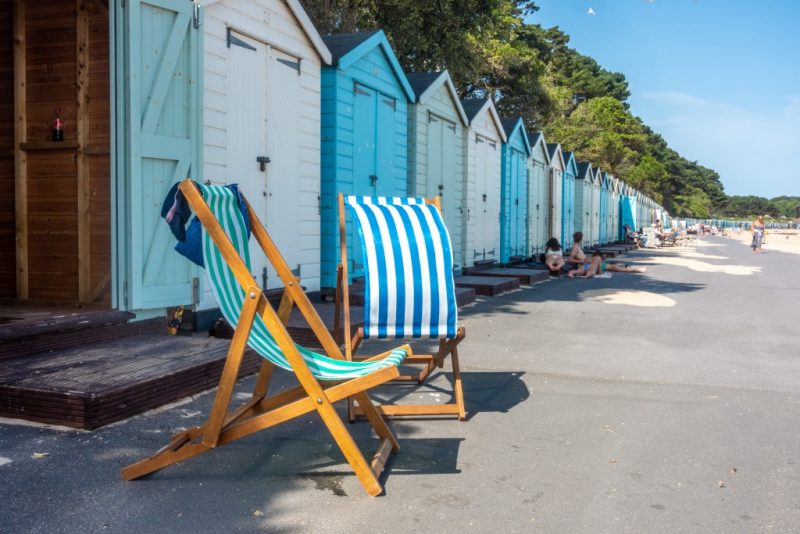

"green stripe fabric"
[199,184,406,380]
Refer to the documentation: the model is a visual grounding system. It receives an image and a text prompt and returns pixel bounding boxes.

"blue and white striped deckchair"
[337,194,466,420]
[122,180,411,497]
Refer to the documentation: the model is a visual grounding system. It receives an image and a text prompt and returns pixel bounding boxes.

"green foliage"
[299,0,784,218]
[770,196,800,218]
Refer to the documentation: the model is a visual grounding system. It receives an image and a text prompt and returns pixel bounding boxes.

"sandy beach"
[725,227,800,255]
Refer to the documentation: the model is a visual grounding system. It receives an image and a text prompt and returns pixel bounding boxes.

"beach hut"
[591,168,603,246]
[405,71,468,270]
[319,30,414,291]
[1,0,211,314]
[527,132,550,255]
[608,176,620,242]
[575,161,593,245]
[461,98,506,266]
[546,144,565,247]
[599,171,611,245]
[561,151,578,248]
[499,117,531,264]
[620,187,638,233]
[200,0,332,300]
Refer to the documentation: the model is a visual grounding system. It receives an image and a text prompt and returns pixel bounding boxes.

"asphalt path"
[1,236,799,533]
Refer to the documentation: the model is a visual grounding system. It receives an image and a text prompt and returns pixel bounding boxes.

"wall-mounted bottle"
[52,108,64,141]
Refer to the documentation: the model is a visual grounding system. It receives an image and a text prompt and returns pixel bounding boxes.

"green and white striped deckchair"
[122,180,411,497]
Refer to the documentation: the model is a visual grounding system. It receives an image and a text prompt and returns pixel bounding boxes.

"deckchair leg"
[451,346,466,421]
[314,399,384,496]
[353,391,400,452]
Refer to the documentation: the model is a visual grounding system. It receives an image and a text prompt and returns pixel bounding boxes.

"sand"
[727,228,800,255]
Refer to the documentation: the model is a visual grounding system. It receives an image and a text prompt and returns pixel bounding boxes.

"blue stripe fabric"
[197,184,406,380]
[345,196,458,340]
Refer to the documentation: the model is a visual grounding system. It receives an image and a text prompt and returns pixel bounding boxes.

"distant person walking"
[751,215,765,254]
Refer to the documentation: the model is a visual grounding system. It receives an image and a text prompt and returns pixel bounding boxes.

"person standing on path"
[751,215,765,254]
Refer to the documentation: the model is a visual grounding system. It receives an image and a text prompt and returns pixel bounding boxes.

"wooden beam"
[13,0,27,299]
[77,0,91,303]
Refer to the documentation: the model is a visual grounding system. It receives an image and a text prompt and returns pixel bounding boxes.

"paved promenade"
[2,236,799,533]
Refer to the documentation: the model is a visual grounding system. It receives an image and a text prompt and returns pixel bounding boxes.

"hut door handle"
[257,156,271,172]
[370,175,378,186]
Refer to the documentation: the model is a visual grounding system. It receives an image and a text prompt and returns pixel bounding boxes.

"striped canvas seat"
[338,194,466,420]
[202,185,406,380]
[344,195,458,340]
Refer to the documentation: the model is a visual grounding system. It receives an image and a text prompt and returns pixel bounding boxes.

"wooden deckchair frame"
[335,193,466,421]
[121,180,411,497]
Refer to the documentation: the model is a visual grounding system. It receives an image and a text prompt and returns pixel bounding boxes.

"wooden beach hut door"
[473,135,497,261]
[426,115,458,256]
[508,148,528,259]
[119,0,202,310]
[227,32,301,290]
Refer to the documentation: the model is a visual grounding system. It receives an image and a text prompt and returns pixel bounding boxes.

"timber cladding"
[6,0,110,304]
[0,0,13,298]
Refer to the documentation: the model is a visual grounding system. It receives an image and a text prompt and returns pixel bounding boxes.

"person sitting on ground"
[544,237,566,274]
[567,232,587,266]
[568,251,648,278]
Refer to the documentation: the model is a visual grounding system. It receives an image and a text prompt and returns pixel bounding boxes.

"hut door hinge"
[192,1,201,30]
[227,29,257,51]
[192,277,200,304]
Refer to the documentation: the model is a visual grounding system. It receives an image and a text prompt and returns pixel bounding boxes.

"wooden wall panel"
[26,151,78,301]
[0,0,15,297]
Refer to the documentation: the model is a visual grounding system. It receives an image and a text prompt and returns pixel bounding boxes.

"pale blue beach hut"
[546,144,565,247]
[527,132,551,255]
[405,71,469,270]
[561,151,578,248]
[500,117,532,264]
[319,30,415,290]
[598,171,609,244]
[575,161,593,245]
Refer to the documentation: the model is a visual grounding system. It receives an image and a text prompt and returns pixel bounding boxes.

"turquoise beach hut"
[405,71,469,270]
[500,117,532,264]
[527,132,551,255]
[546,144,565,247]
[461,98,506,266]
[561,151,578,248]
[575,161,594,245]
[319,30,415,290]
[621,186,638,233]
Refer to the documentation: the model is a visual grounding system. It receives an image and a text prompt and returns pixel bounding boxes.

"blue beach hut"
[500,117,532,264]
[319,30,415,291]
[527,132,550,255]
[405,71,469,270]
[561,151,578,248]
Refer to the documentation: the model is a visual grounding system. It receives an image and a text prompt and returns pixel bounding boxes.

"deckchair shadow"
[121,180,412,497]
[334,194,466,421]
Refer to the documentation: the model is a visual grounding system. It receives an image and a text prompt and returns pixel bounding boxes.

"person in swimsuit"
[751,215,765,254]
[568,251,648,278]
[544,237,565,274]
[567,232,586,267]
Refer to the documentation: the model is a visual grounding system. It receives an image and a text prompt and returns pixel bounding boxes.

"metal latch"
[369,175,378,186]
[257,156,271,172]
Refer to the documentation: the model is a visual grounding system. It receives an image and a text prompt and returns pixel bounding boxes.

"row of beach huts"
[2,0,669,317]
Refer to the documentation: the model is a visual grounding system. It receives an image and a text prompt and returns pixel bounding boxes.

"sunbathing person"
[544,237,566,274]
[567,232,587,266]
[568,251,648,278]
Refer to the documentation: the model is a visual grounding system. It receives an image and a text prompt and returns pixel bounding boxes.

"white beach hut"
[199,0,331,302]
[461,98,507,266]
[406,71,469,269]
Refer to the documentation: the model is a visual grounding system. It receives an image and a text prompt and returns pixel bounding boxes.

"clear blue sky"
[528,0,800,198]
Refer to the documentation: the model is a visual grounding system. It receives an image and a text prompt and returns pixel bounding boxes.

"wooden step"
[454,275,520,296]
[455,287,476,307]
[0,333,260,429]
[463,267,546,285]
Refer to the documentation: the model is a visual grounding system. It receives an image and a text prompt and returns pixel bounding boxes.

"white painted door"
[227,32,300,289]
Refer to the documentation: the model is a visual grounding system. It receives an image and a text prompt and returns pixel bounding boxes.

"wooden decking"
[0,332,260,429]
